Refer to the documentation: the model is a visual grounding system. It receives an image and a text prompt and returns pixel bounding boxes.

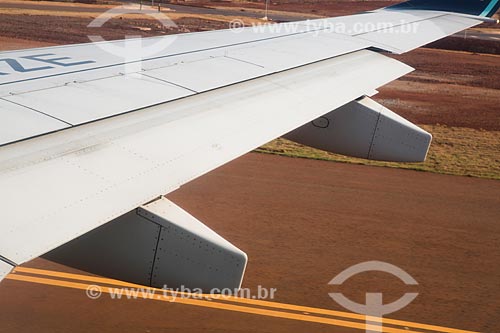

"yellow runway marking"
[8,267,479,333]
[7,273,408,333]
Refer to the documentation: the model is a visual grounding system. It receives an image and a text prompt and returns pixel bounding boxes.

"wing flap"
[4,74,194,125]
[0,99,69,145]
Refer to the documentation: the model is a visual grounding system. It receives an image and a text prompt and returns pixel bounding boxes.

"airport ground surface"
[0,1,499,332]
[1,153,500,332]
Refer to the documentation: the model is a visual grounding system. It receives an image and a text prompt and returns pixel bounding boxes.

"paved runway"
[0,1,315,21]
[1,153,499,332]
[2,266,479,333]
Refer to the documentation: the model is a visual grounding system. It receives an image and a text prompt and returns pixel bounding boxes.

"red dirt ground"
[377,49,500,131]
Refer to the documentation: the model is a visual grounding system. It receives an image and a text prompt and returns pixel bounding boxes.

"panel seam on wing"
[0,255,17,266]
[0,97,72,126]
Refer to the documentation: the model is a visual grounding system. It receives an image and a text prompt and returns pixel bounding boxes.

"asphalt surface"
[0,1,316,21]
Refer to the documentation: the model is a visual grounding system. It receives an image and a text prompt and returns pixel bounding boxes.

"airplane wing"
[0,0,498,288]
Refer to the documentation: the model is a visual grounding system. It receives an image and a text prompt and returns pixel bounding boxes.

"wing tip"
[387,0,500,18]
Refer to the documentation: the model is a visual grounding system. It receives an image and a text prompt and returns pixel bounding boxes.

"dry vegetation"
[257,125,500,180]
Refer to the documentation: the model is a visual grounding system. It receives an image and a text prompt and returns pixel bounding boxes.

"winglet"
[388,0,500,18]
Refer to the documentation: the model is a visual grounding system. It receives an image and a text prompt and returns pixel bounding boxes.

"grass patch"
[255,125,500,180]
